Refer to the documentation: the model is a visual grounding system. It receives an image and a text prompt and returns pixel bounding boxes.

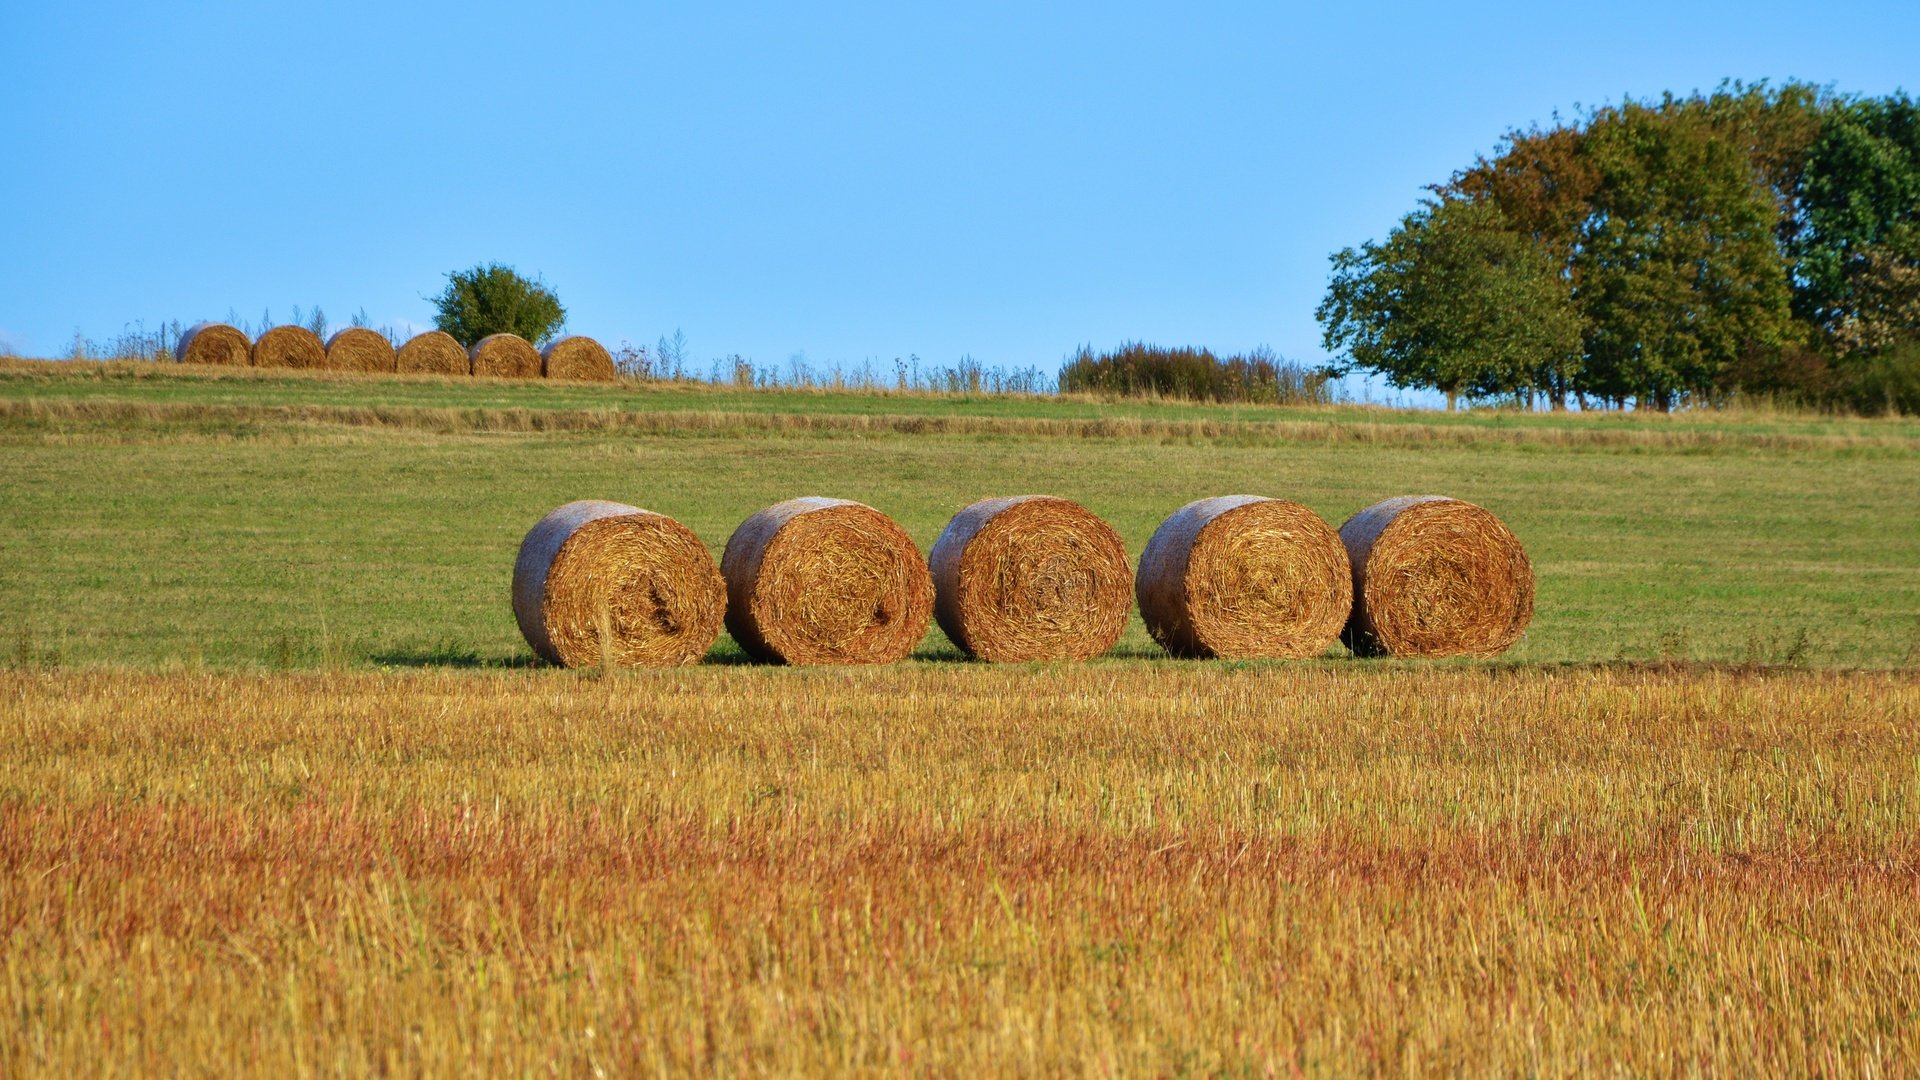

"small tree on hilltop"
[430,263,566,347]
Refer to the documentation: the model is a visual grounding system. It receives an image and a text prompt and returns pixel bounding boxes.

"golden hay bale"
[511,500,725,668]
[174,322,252,366]
[1136,496,1352,660]
[252,325,326,369]
[541,335,617,382]
[396,331,470,375]
[930,496,1133,662]
[470,333,542,379]
[1339,495,1534,658]
[721,498,933,665]
[322,327,396,373]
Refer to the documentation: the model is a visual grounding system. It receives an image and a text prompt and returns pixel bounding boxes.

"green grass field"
[4,359,1919,670]
[6,359,1920,1074]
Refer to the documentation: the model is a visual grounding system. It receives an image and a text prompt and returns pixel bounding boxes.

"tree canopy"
[1318,83,1920,412]
[430,263,567,347]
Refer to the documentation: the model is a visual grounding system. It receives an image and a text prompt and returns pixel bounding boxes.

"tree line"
[1317,83,1920,413]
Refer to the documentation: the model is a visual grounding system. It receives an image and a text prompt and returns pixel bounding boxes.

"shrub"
[1057,342,1333,405]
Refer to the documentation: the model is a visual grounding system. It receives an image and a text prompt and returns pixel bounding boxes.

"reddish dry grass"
[3,664,1917,1075]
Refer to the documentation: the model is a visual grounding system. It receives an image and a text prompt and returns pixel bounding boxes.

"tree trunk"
[1445,389,1458,412]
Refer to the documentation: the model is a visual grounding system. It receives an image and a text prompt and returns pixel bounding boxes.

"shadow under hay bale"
[1339,495,1534,658]
[512,500,725,668]
[470,333,541,379]
[1137,495,1352,659]
[396,331,470,375]
[174,322,252,366]
[323,327,396,373]
[542,336,617,382]
[721,497,932,665]
[252,325,327,369]
[931,496,1132,662]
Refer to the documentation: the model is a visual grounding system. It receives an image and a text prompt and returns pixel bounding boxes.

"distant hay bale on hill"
[174,322,251,366]
[511,500,725,668]
[721,498,932,665]
[542,336,617,381]
[1339,495,1534,658]
[930,496,1132,662]
[470,333,541,379]
[252,325,326,369]
[1136,495,1351,659]
[323,327,396,373]
[396,331,470,375]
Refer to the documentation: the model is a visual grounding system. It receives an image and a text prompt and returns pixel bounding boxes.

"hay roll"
[323,327,396,373]
[721,498,932,665]
[174,322,251,366]
[512,500,725,668]
[1136,496,1352,659]
[470,333,542,379]
[930,496,1132,662]
[542,335,617,382]
[1339,496,1534,658]
[252,325,326,369]
[396,330,471,375]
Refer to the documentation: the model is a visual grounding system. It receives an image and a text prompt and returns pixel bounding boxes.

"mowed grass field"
[4,360,1919,669]
[3,359,1920,1074]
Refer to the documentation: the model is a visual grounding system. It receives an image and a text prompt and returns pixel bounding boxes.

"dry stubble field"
[2,361,1919,1075]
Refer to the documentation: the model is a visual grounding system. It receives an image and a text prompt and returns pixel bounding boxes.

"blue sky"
[2,0,1915,391]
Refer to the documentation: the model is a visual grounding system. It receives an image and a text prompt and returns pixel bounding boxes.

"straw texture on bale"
[174,322,252,366]
[1136,495,1352,659]
[322,327,396,373]
[511,500,725,668]
[721,498,933,665]
[470,333,542,379]
[930,496,1133,662]
[251,325,327,369]
[396,331,471,375]
[542,336,617,382]
[1339,495,1534,658]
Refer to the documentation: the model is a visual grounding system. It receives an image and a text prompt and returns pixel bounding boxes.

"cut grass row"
[4,664,1916,1074]
[9,357,1920,441]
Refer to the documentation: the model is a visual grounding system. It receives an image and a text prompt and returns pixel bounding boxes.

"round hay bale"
[1339,495,1534,658]
[470,333,541,379]
[930,496,1132,662]
[174,322,251,366]
[252,325,326,369]
[721,498,933,665]
[1136,496,1352,659]
[511,500,725,668]
[396,331,470,375]
[323,327,396,373]
[542,335,617,381]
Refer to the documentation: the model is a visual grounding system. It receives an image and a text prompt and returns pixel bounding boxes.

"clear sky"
[2,0,1915,387]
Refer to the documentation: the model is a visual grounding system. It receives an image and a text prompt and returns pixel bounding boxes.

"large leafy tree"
[1327,83,1837,411]
[430,263,567,347]
[1794,93,1920,348]
[1573,100,1797,408]
[1319,199,1584,410]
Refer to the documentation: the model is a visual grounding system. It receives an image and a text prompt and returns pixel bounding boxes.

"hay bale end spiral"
[511,500,725,667]
[470,333,542,379]
[1339,495,1534,658]
[930,496,1132,662]
[396,331,471,375]
[721,498,933,665]
[1136,495,1352,659]
[175,322,253,366]
[542,336,617,382]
